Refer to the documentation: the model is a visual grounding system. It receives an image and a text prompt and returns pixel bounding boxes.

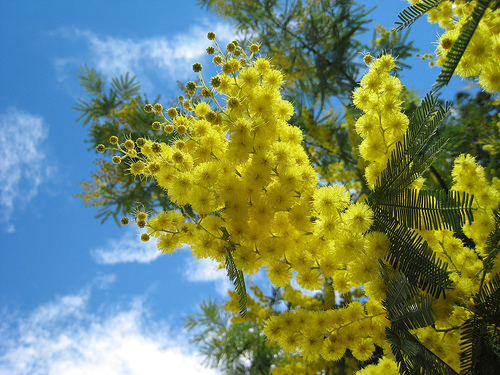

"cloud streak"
[58,23,234,92]
[0,108,54,232]
[91,228,162,264]
[184,257,231,296]
[0,280,218,375]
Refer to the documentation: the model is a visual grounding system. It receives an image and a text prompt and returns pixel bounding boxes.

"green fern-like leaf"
[110,72,141,100]
[393,0,445,31]
[77,64,105,95]
[387,326,459,375]
[225,245,247,318]
[371,93,451,199]
[375,189,474,231]
[475,274,500,324]
[433,0,491,91]
[72,98,96,126]
[374,209,452,298]
[483,211,500,273]
[460,276,500,375]
[383,268,437,331]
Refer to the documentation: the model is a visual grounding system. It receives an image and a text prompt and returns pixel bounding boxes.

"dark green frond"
[393,0,445,31]
[225,246,247,318]
[460,316,500,374]
[460,276,500,374]
[475,274,500,323]
[407,93,451,146]
[387,327,459,375]
[487,211,500,250]
[182,299,229,343]
[483,211,500,273]
[433,0,491,91]
[77,64,105,95]
[110,72,141,100]
[375,189,474,231]
[72,98,96,126]
[383,269,436,331]
[374,209,452,298]
[371,93,451,199]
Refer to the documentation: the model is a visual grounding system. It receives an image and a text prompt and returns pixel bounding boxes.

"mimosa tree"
[79,1,500,373]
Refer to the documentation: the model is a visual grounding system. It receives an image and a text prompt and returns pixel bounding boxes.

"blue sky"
[0,1,463,373]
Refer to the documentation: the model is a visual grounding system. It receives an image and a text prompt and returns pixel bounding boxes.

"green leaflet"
[110,72,141,101]
[382,266,458,374]
[370,93,451,199]
[460,275,500,374]
[393,0,445,31]
[374,208,452,299]
[393,0,492,92]
[73,65,141,126]
[368,92,469,299]
[386,327,459,375]
[434,0,492,91]
[225,245,248,318]
[483,210,500,274]
[77,63,105,95]
[382,266,437,331]
[374,189,474,231]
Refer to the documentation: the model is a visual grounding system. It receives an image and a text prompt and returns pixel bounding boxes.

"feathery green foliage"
[374,208,452,299]
[225,245,247,318]
[183,299,281,375]
[371,93,451,198]
[460,275,500,374]
[368,92,472,300]
[386,327,459,375]
[433,0,491,91]
[382,267,437,331]
[393,0,445,31]
[482,211,500,274]
[382,268,457,373]
[374,189,474,231]
[73,64,140,125]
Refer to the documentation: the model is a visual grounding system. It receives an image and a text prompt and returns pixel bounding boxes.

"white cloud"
[184,257,231,296]
[0,281,218,375]
[91,228,162,264]
[57,23,234,92]
[0,108,54,232]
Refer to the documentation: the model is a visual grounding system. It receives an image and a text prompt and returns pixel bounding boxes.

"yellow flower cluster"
[352,55,411,189]
[225,283,387,374]
[264,297,388,363]
[412,0,500,95]
[350,53,499,371]
[451,154,500,261]
[106,31,499,371]
[105,35,388,365]
[109,32,378,290]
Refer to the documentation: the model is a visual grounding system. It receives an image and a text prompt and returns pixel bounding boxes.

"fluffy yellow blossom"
[106,29,500,373]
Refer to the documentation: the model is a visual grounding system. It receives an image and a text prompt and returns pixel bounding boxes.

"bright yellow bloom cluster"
[451,154,500,258]
[109,33,379,291]
[264,298,388,362]
[225,283,385,374]
[352,55,410,189]
[412,0,500,95]
[106,35,387,364]
[106,30,499,371]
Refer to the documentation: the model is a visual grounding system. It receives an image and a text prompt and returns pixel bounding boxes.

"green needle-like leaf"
[433,0,491,91]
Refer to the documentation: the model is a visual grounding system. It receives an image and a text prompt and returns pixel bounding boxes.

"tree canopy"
[75,1,500,374]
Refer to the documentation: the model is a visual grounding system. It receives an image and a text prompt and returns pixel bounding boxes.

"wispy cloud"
[0,279,218,375]
[0,108,54,232]
[91,228,162,264]
[184,257,231,296]
[57,23,234,93]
